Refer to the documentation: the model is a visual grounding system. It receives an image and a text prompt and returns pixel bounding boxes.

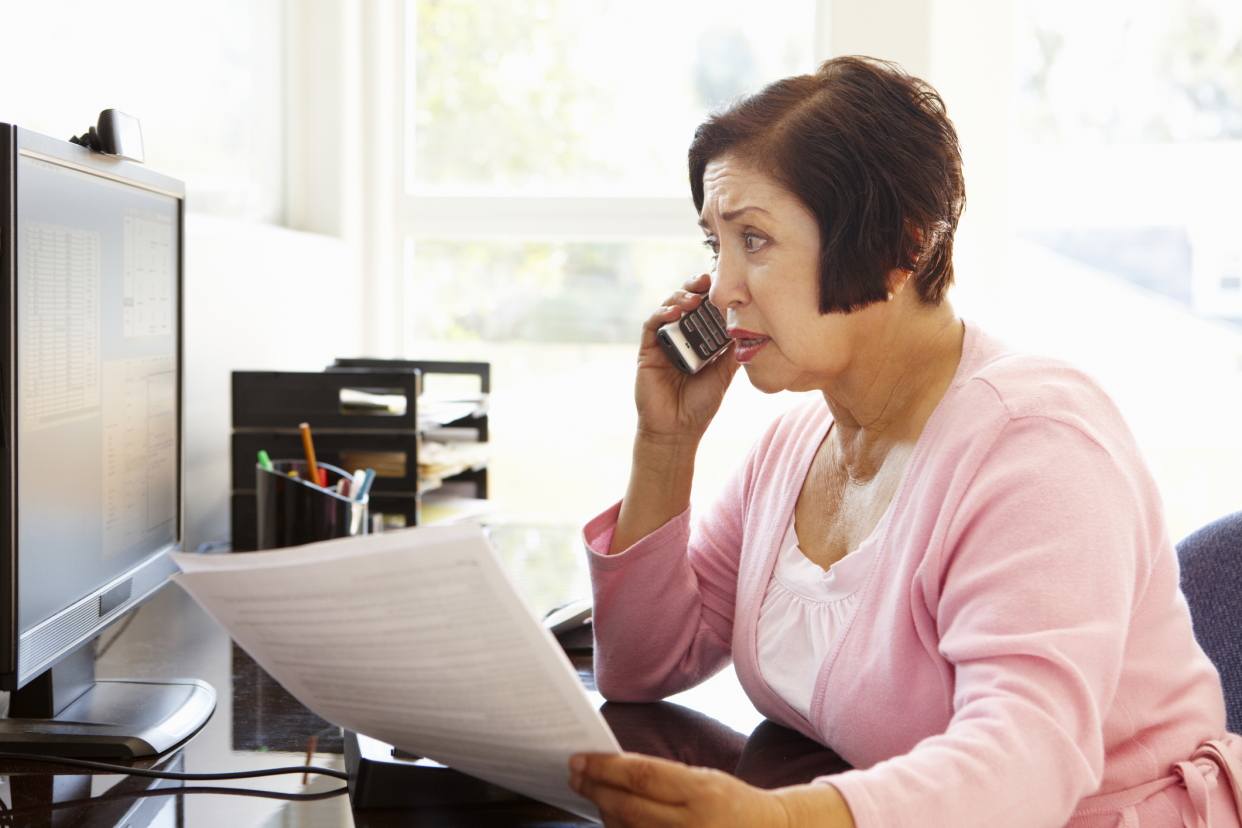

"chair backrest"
[1176,512,1242,735]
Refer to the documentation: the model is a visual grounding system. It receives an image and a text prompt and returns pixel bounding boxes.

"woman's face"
[702,154,878,395]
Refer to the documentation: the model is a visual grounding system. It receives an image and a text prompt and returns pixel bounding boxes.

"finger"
[642,303,685,333]
[573,753,696,804]
[682,272,712,292]
[657,289,704,314]
[576,777,689,828]
[706,341,741,380]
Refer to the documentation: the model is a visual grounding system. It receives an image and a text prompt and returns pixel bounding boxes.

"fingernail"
[569,755,586,772]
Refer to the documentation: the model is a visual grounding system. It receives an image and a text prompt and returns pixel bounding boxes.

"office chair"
[1176,511,1242,734]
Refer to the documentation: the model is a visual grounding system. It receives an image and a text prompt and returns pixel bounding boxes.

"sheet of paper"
[170,523,619,821]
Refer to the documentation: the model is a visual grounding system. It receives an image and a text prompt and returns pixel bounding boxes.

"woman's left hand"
[569,751,790,828]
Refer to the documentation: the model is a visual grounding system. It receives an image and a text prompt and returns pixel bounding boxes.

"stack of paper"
[418,440,489,486]
[171,523,618,821]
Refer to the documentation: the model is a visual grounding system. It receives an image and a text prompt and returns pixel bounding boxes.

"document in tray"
[170,523,619,821]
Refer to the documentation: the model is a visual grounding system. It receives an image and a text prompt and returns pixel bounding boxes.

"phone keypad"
[681,298,727,357]
[696,305,725,345]
[704,301,726,329]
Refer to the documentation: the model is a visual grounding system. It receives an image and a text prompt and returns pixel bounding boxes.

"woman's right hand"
[634,272,741,445]
[610,273,741,555]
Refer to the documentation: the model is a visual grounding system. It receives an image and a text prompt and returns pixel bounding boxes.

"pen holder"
[256,461,369,551]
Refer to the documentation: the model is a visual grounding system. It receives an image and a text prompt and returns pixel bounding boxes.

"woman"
[568,57,1242,827]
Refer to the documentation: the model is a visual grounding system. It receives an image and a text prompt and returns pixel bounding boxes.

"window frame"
[390,0,833,248]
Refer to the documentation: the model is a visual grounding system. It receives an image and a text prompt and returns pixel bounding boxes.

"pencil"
[299,422,320,488]
[302,734,318,785]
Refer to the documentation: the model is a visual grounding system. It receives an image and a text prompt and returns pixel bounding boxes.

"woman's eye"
[744,233,766,252]
[702,238,720,256]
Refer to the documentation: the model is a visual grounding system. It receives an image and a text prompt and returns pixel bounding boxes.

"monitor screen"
[0,125,213,757]
[16,154,180,635]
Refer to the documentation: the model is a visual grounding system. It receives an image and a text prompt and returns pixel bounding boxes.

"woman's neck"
[821,302,964,481]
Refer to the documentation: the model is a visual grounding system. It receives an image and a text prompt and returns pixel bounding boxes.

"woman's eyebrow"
[698,205,772,230]
[722,206,771,222]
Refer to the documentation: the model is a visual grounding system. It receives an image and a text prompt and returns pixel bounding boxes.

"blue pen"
[354,468,377,501]
[349,469,367,498]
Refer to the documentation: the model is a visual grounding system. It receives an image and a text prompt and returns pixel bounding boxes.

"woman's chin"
[741,363,793,395]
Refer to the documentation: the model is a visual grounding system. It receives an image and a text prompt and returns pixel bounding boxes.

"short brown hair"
[688,56,965,312]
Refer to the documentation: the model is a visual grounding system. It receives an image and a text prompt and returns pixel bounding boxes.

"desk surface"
[0,522,849,827]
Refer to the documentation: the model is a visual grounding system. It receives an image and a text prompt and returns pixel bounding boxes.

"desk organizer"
[231,360,489,550]
[256,461,368,550]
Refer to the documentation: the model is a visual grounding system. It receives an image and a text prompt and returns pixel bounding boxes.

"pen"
[354,468,377,501]
[299,423,320,488]
[257,450,274,471]
[350,469,367,500]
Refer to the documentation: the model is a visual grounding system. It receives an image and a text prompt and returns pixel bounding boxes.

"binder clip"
[69,109,145,163]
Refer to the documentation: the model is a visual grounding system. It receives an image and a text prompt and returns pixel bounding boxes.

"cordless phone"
[656,294,730,374]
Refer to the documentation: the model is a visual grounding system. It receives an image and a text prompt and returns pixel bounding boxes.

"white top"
[756,516,878,720]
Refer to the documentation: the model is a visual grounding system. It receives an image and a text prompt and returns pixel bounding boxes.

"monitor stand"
[0,641,216,758]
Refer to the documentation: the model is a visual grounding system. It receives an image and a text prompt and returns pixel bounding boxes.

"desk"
[0,523,849,827]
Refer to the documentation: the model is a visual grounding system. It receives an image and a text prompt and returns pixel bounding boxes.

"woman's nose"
[707,248,748,309]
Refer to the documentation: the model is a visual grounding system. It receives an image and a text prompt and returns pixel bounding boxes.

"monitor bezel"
[0,124,186,691]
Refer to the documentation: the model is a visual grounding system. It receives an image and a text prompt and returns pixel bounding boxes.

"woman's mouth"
[728,329,769,363]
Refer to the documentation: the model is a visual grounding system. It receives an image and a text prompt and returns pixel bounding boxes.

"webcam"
[69,109,145,163]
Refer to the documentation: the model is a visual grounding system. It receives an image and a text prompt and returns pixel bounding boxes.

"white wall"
[184,214,362,551]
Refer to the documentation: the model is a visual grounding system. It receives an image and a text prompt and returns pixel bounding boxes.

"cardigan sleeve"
[828,414,1165,828]
[583,420,770,703]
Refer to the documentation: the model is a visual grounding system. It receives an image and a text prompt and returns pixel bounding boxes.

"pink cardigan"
[585,323,1242,827]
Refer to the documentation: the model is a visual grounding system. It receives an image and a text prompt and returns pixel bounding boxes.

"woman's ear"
[885,267,912,301]
[899,223,926,273]
[887,223,925,300]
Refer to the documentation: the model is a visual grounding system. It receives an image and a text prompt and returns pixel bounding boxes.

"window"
[1012,0,1242,323]
[407,0,816,195]
[1009,0,1242,537]
[400,0,822,519]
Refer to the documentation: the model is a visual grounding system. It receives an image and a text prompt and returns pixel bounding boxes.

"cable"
[0,752,349,781]
[0,783,348,824]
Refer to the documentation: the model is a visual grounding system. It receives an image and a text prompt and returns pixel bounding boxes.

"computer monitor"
[0,124,215,757]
